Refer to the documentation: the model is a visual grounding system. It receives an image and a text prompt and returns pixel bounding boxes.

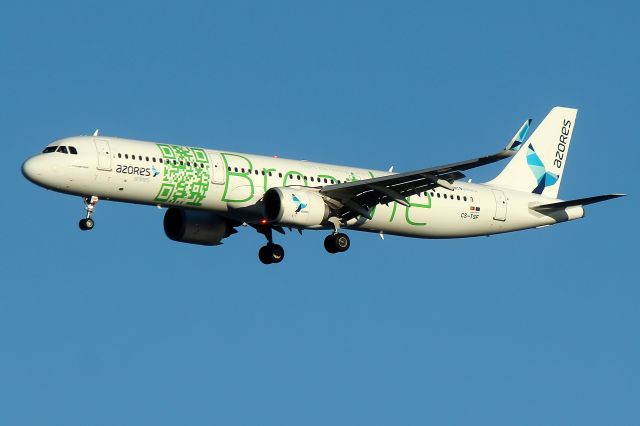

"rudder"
[487,106,578,198]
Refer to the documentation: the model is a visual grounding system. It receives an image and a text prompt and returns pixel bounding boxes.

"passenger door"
[94,138,112,171]
[491,189,507,221]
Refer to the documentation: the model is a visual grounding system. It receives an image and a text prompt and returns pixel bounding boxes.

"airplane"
[22,107,624,264]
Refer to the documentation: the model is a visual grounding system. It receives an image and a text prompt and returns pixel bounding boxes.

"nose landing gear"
[79,196,99,231]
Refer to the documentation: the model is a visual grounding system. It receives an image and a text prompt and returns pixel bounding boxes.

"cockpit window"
[56,146,68,154]
[42,146,57,153]
[69,146,78,154]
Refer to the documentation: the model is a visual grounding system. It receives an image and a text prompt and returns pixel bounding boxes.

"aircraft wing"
[321,148,515,221]
[320,120,532,221]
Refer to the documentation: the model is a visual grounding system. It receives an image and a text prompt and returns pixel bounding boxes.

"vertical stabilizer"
[487,107,577,198]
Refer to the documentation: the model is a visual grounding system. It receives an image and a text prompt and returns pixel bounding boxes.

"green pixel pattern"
[154,144,210,206]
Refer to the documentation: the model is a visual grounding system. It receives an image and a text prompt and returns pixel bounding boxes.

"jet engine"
[163,208,236,245]
[263,187,329,227]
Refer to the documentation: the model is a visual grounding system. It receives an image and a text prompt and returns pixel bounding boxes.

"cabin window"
[437,193,440,198]
[152,157,156,162]
[201,163,205,168]
[296,175,300,180]
[268,171,273,177]
[138,155,142,160]
[255,170,259,175]
[118,153,122,158]
[310,177,314,182]
[278,172,283,178]
[457,195,460,201]
[146,156,149,161]
[463,196,467,201]
[159,158,163,163]
[131,154,135,159]
[234,167,238,172]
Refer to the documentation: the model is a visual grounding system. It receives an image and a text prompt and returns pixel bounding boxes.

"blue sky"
[1,1,637,425]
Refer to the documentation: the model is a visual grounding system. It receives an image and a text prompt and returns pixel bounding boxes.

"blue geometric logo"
[509,120,531,152]
[151,165,160,177]
[292,194,307,213]
[527,144,558,194]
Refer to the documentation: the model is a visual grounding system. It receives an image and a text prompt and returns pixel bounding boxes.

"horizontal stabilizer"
[530,194,626,212]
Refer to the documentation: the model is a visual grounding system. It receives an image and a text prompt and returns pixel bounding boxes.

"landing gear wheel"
[324,233,350,254]
[258,243,285,264]
[324,235,338,254]
[79,218,94,231]
[334,233,350,252]
[80,196,99,231]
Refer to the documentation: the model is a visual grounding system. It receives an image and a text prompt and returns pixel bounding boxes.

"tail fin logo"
[527,144,559,194]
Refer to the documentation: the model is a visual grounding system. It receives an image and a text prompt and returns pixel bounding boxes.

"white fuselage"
[22,136,583,239]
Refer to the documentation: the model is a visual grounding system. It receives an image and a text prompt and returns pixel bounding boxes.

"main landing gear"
[256,225,285,264]
[324,232,350,254]
[324,217,350,254]
[254,219,350,264]
[79,195,99,231]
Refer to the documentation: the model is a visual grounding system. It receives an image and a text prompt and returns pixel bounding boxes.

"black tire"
[258,245,272,264]
[79,218,94,231]
[324,234,338,254]
[269,244,285,263]
[334,233,350,252]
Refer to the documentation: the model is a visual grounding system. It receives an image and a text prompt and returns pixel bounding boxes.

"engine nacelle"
[263,187,329,227]
[163,208,235,246]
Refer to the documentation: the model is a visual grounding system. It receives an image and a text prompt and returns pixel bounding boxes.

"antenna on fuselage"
[93,129,100,136]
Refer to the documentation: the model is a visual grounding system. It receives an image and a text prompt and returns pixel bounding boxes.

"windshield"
[42,146,57,153]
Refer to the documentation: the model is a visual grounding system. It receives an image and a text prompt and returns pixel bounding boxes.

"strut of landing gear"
[255,224,285,264]
[324,232,350,254]
[79,195,99,231]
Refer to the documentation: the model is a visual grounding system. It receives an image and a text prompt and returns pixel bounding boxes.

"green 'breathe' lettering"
[220,153,254,202]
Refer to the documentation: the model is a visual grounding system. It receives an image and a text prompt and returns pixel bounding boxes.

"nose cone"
[22,155,48,186]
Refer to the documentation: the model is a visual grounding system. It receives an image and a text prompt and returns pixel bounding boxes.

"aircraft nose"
[22,155,46,184]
